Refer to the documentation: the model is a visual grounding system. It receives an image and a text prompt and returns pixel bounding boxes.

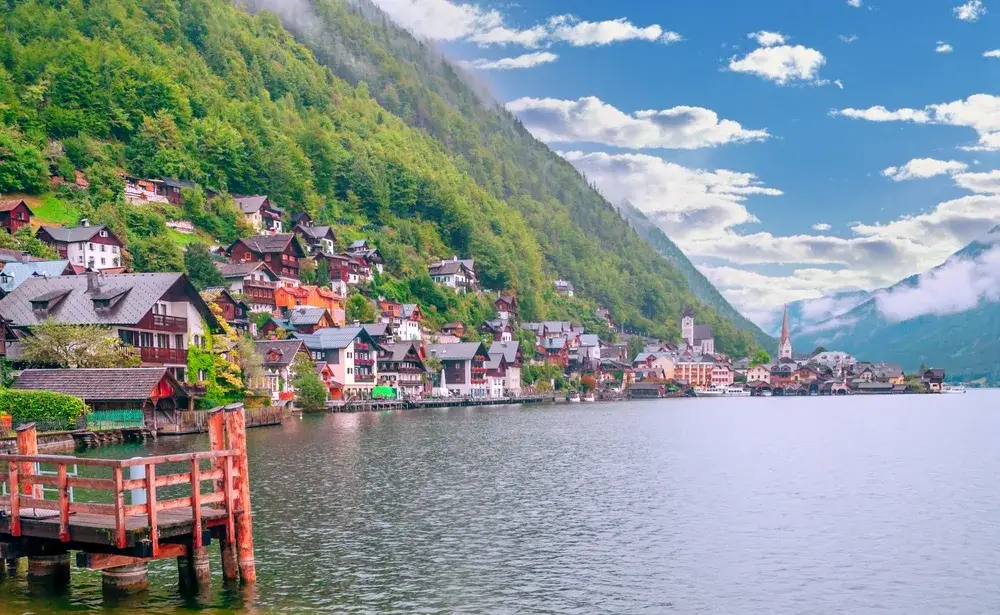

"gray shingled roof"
[0,272,217,329]
[0,261,72,294]
[579,334,600,347]
[427,342,487,361]
[288,306,328,326]
[216,261,279,280]
[428,258,474,276]
[255,339,306,368]
[693,324,713,342]
[489,341,520,363]
[296,224,334,241]
[294,326,370,350]
[361,323,389,338]
[231,234,301,255]
[235,195,268,214]
[13,368,183,401]
[38,224,107,243]
[380,341,423,363]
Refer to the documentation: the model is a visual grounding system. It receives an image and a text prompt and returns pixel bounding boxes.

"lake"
[3,392,1000,614]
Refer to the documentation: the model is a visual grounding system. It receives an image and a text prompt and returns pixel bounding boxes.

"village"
[0,179,955,440]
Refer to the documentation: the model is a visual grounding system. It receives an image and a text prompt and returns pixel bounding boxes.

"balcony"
[138,312,189,333]
[355,342,369,351]
[354,373,376,383]
[355,358,374,366]
[139,347,188,364]
[471,378,487,385]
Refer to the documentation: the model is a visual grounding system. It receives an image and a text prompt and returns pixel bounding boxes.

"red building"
[227,234,306,280]
[0,199,33,234]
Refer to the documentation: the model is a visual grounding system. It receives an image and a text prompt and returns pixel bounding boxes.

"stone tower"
[681,305,694,346]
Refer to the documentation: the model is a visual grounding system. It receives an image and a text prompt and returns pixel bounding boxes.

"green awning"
[372,386,396,399]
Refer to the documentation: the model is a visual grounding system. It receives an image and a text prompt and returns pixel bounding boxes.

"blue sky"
[372,0,1000,327]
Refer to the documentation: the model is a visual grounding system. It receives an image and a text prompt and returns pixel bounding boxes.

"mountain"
[240,0,770,355]
[0,0,763,355]
[766,290,872,339]
[790,226,1000,381]
[616,200,773,350]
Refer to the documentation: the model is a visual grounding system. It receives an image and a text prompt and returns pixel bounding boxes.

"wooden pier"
[0,405,257,596]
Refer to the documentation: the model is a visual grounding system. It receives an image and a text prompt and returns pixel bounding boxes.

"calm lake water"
[3,392,1000,614]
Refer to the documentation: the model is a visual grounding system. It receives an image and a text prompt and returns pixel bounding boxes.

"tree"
[21,320,140,368]
[234,335,264,388]
[131,235,184,273]
[424,354,442,387]
[751,349,771,366]
[580,375,597,392]
[346,293,376,323]
[184,243,224,290]
[298,257,318,285]
[291,353,326,410]
[626,336,645,361]
[811,346,827,356]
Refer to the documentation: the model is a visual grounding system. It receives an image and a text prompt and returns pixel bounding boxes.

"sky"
[370,0,1000,328]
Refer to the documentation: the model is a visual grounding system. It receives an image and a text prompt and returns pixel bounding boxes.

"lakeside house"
[0,199,33,234]
[227,234,306,283]
[746,364,772,384]
[346,240,385,276]
[426,342,489,398]
[36,221,125,272]
[262,306,337,337]
[489,341,523,397]
[377,341,427,399]
[920,368,945,392]
[428,256,476,292]
[204,288,250,333]
[494,294,518,321]
[294,326,382,399]
[235,195,283,234]
[254,339,312,404]
[293,218,336,254]
[13,367,192,427]
[215,262,279,311]
[0,272,219,381]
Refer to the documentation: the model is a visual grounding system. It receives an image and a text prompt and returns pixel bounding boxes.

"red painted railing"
[139,347,188,364]
[137,312,189,333]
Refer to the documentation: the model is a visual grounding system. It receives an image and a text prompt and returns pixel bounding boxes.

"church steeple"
[779,304,792,360]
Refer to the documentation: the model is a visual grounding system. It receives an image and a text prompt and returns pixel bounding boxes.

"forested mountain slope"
[790,226,1000,381]
[0,0,761,355]
[242,0,769,354]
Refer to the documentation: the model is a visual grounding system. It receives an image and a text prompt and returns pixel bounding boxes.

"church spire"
[779,304,792,359]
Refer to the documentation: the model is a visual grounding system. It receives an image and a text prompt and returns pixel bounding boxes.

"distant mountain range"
[785,225,1000,381]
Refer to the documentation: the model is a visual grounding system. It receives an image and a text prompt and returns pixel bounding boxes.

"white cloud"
[507,96,769,149]
[953,169,1000,193]
[847,0,863,7]
[747,31,787,47]
[876,245,1000,321]
[560,151,780,241]
[729,42,827,85]
[954,0,987,21]
[370,1,680,48]
[936,41,954,53]
[984,49,1000,57]
[548,15,681,46]
[701,265,886,327]
[838,34,858,43]
[812,223,832,231]
[835,94,1000,149]
[834,79,844,89]
[459,52,558,70]
[881,158,968,181]
[834,106,931,122]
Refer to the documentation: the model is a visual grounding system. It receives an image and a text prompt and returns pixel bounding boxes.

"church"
[681,305,715,355]
[779,305,793,360]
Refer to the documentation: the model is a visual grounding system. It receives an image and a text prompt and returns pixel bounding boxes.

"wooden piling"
[224,404,256,584]
[15,424,39,498]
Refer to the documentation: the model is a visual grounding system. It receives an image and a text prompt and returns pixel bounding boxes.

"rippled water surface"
[3,392,1000,614]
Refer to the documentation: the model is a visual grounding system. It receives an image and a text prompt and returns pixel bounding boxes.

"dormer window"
[31,299,50,312]
[99,230,108,238]
[93,298,111,309]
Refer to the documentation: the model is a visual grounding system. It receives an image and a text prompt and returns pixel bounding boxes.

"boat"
[723,386,751,397]
[696,386,725,397]
[583,393,596,402]
[760,389,773,397]
[942,384,967,394]
[567,391,581,403]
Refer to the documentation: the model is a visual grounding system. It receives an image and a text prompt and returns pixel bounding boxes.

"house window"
[100,244,106,252]
[100,258,106,265]
[198,369,206,382]
[100,230,108,238]
[347,368,353,374]
[88,243,94,250]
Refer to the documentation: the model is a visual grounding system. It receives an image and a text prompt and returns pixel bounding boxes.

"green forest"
[0,0,766,356]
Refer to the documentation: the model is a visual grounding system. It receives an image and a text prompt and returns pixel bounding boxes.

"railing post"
[145,463,158,557]
[15,423,39,498]
[57,463,69,542]
[224,404,256,584]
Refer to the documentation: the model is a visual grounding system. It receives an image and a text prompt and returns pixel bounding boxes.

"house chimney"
[86,270,101,294]
[20,251,30,264]
[80,218,90,227]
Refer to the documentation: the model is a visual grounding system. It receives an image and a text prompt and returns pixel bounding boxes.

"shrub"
[0,389,88,431]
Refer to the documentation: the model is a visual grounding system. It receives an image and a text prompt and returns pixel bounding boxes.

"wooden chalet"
[0,199,33,234]
[227,234,306,281]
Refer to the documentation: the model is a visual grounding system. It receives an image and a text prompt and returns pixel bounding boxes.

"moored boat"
[724,386,751,397]
[567,391,581,402]
[942,384,967,394]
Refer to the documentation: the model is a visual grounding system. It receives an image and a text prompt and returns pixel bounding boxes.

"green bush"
[0,389,88,430]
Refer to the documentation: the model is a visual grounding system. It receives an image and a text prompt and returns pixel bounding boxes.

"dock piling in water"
[0,405,259,599]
